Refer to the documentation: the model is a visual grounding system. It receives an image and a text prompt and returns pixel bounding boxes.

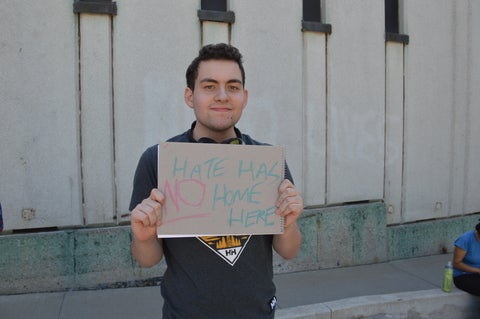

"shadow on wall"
[0,203,3,231]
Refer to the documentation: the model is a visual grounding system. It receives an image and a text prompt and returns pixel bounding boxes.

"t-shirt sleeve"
[454,234,469,251]
[285,162,294,184]
[128,146,158,211]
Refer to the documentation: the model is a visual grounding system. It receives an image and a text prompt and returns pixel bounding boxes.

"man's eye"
[229,86,240,91]
[204,85,215,90]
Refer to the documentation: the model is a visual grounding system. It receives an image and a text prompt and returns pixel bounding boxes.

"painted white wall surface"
[113,0,199,221]
[1,0,479,230]
[403,0,453,222]
[385,42,405,225]
[231,0,304,189]
[0,0,83,229]
[80,14,115,225]
[448,1,469,219]
[465,0,480,214]
[302,32,327,206]
[202,21,230,45]
[325,0,385,204]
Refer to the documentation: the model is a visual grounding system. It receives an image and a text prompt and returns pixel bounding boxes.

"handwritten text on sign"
[157,142,285,237]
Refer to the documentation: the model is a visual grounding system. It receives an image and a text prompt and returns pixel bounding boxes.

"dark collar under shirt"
[187,121,244,145]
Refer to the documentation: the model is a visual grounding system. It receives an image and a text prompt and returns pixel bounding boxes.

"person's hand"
[130,188,165,242]
[275,179,303,228]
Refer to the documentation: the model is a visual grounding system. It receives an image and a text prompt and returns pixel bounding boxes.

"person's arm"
[131,189,165,267]
[272,179,303,259]
[452,246,480,274]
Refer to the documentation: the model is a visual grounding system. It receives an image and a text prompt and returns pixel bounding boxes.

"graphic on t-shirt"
[197,235,251,266]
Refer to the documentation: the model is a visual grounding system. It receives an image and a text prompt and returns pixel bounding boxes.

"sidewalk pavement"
[0,254,476,319]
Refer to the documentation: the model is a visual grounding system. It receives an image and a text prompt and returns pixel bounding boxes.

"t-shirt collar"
[187,121,243,144]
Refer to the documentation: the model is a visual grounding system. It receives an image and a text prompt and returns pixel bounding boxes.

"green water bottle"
[442,261,453,292]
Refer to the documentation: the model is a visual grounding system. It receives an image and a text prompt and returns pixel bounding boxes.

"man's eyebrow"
[199,78,218,84]
[199,78,243,85]
[227,79,243,85]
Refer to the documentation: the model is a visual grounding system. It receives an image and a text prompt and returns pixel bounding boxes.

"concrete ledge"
[0,203,388,294]
[1,206,479,295]
[275,202,388,273]
[276,289,480,319]
[0,226,166,294]
[387,213,480,260]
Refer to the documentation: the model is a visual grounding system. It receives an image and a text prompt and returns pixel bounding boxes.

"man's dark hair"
[186,43,245,90]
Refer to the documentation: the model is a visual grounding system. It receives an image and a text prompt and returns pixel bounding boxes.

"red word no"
[162,179,206,215]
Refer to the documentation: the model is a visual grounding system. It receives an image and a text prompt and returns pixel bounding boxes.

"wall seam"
[77,15,87,226]
[110,16,118,224]
[324,34,329,204]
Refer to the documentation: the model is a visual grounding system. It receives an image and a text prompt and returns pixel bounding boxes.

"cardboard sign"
[157,142,285,237]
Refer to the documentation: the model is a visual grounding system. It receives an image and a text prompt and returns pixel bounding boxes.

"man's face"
[184,59,248,140]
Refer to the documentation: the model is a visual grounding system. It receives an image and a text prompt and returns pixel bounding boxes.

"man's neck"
[192,126,237,143]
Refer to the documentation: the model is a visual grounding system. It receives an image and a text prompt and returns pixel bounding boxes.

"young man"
[129,43,303,318]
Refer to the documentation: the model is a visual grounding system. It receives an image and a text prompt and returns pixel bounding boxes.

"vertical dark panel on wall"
[198,0,234,23]
[73,0,117,15]
[201,0,227,12]
[301,0,331,34]
[385,0,409,43]
[303,0,321,22]
[385,0,399,33]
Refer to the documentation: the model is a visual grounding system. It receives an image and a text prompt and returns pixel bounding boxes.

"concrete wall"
[1,0,83,229]
[0,202,388,294]
[2,203,479,295]
[0,0,480,230]
[1,1,479,231]
[397,0,480,223]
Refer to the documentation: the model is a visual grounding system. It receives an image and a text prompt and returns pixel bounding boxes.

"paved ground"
[1,254,475,319]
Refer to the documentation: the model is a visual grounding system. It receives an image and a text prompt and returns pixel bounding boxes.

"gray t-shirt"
[129,124,293,318]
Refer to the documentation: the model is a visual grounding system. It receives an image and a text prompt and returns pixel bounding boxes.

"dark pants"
[454,273,480,296]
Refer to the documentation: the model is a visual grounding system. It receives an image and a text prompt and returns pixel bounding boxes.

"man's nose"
[215,87,229,101]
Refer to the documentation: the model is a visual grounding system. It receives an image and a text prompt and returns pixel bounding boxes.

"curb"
[276,289,480,319]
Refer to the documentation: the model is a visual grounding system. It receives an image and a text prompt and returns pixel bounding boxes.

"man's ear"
[242,89,249,110]
[184,87,194,108]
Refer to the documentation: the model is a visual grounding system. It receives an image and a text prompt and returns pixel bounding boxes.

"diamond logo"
[197,235,252,266]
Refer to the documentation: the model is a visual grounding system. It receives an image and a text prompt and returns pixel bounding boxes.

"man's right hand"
[130,188,165,242]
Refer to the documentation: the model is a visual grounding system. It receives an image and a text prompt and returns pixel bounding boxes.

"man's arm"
[272,179,303,259]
